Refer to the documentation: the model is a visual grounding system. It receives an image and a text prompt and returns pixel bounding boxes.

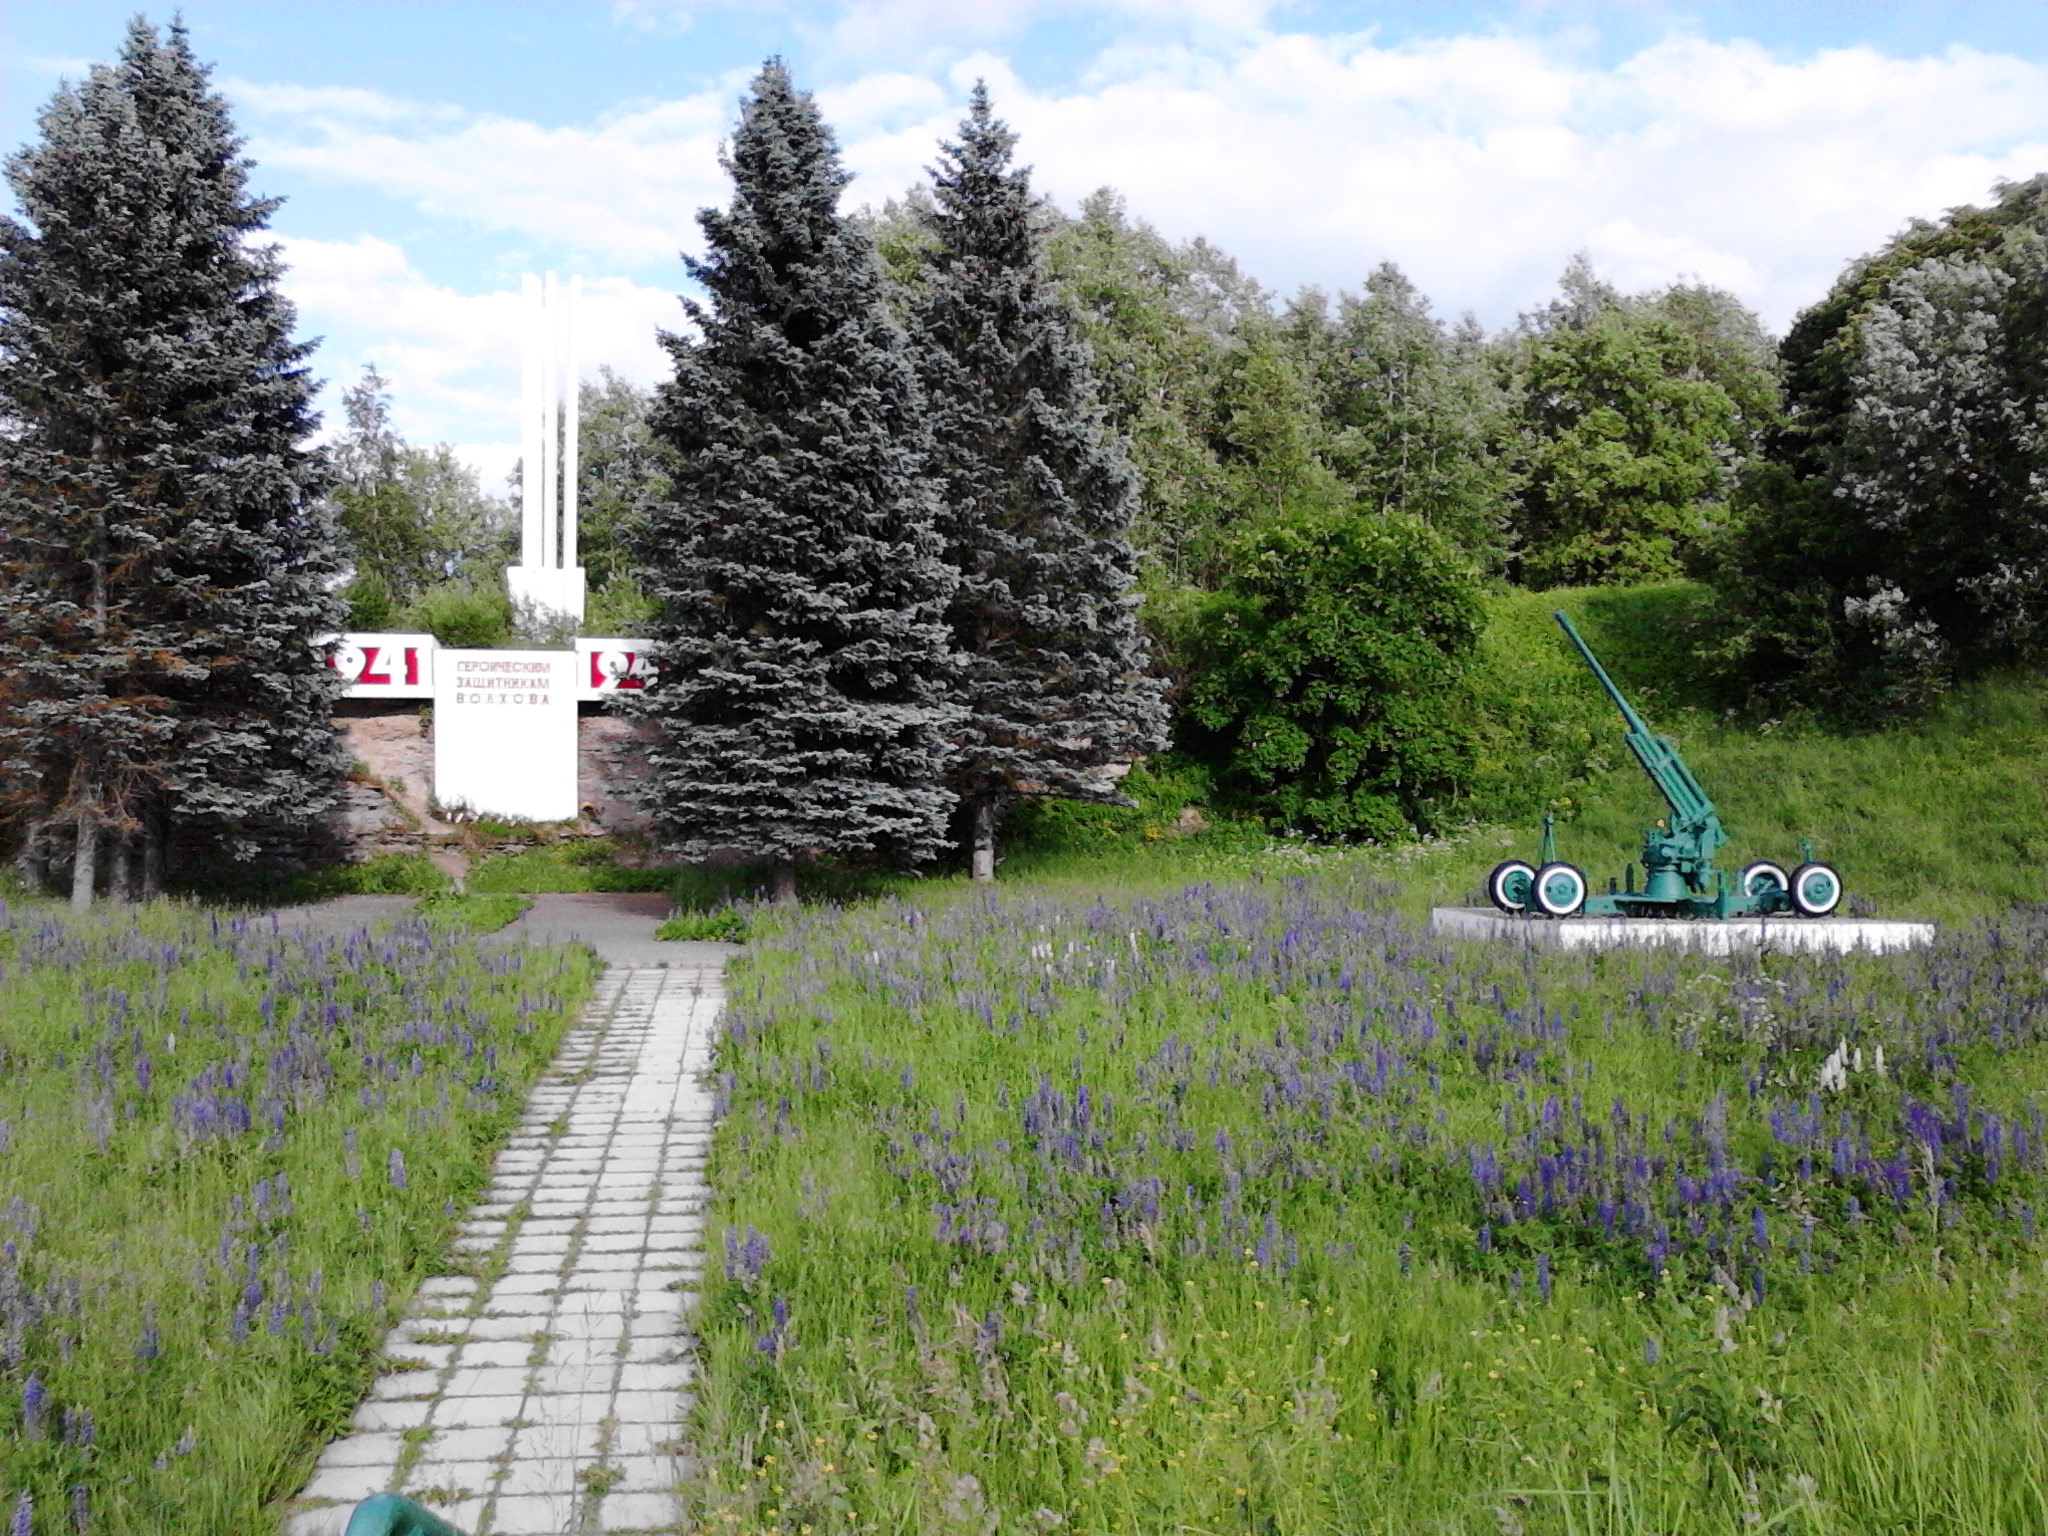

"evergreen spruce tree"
[635,60,959,901]
[911,86,1168,882]
[0,18,345,906]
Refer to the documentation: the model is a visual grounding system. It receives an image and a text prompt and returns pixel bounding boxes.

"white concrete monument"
[506,271,587,627]
[433,649,581,821]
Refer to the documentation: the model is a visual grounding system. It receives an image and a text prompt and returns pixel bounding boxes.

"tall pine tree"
[635,60,959,901]
[0,18,345,906]
[911,86,1167,882]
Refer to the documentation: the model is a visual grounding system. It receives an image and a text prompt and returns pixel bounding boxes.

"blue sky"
[6,1,2046,487]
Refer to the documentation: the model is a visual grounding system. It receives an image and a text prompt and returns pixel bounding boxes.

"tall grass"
[0,901,593,1534]
[690,869,2048,1535]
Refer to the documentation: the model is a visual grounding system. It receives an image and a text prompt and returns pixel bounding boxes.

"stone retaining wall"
[333,702,657,859]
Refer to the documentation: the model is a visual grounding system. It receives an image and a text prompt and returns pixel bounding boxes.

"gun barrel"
[1552,610,1722,845]
[1553,611,1655,736]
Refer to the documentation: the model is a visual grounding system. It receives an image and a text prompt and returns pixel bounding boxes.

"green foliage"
[170,849,452,906]
[1294,266,1519,569]
[582,573,658,638]
[635,60,961,884]
[1450,580,1736,829]
[577,366,671,600]
[1719,176,2048,714]
[1178,510,1484,839]
[1042,191,1247,588]
[398,578,515,648]
[0,18,348,893]
[910,87,1167,872]
[330,366,511,611]
[1511,301,1749,587]
[656,907,751,942]
[334,852,455,896]
[1002,758,1240,855]
[414,891,529,932]
[467,839,672,893]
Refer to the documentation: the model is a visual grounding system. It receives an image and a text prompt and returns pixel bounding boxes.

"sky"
[5,1,2047,491]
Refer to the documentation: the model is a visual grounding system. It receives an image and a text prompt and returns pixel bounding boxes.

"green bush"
[400,577,514,648]
[1177,509,1484,840]
[657,906,751,942]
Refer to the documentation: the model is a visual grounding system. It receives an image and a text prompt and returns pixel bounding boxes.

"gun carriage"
[1487,611,1844,921]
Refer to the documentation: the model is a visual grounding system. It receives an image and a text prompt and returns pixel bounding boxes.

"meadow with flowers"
[0,902,592,1535]
[693,863,2048,1535]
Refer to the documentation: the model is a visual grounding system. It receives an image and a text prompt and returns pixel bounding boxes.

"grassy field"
[676,594,2048,1534]
[0,901,594,1534]
[691,865,2048,1535]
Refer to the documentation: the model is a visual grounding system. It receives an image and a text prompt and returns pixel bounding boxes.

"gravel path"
[284,912,727,1534]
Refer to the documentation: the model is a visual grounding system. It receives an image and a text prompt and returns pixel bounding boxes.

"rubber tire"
[1790,861,1843,917]
[1487,860,1536,914]
[1532,861,1589,917]
[1739,861,1790,900]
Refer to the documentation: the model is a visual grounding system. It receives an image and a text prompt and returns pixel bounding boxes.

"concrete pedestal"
[1429,906,1936,954]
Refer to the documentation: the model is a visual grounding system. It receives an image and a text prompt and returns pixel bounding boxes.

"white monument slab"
[433,649,580,821]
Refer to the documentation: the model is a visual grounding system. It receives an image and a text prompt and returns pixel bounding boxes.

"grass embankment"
[694,869,2048,1535]
[0,901,594,1533]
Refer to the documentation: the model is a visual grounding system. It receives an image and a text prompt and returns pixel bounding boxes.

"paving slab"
[286,964,719,1534]
[499,891,740,968]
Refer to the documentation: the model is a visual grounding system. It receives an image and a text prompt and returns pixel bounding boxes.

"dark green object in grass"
[1486,611,1846,920]
[345,1494,473,1536]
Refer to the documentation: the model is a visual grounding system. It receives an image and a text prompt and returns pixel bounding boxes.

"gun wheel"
[1791,861,1843,917]
[1739,861,1790,900]
[1533,861,1589,917]
[1487,860,1536,913]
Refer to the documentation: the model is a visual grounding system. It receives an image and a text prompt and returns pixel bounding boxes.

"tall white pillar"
[561,276,580,574]
[506,270,586,628]
[519,273,542,570]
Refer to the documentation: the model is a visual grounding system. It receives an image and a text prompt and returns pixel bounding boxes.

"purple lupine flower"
[11,1490,30,1536]
[1644,1337,1660,1366]
[23,1373,45,1438]
[387,1147,407,1191]
[69,1486,86,1535]
[1537,1253,1552,1304]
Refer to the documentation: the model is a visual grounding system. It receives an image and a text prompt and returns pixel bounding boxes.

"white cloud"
[234,12,2048,475]
[276,234,679,484]
[244,87,742,268]
[243,23,2048,336]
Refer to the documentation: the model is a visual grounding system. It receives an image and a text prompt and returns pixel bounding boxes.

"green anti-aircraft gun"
[1486,611,1845,921]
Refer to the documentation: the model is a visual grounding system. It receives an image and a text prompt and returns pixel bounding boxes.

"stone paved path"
[286,964,723,1536]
